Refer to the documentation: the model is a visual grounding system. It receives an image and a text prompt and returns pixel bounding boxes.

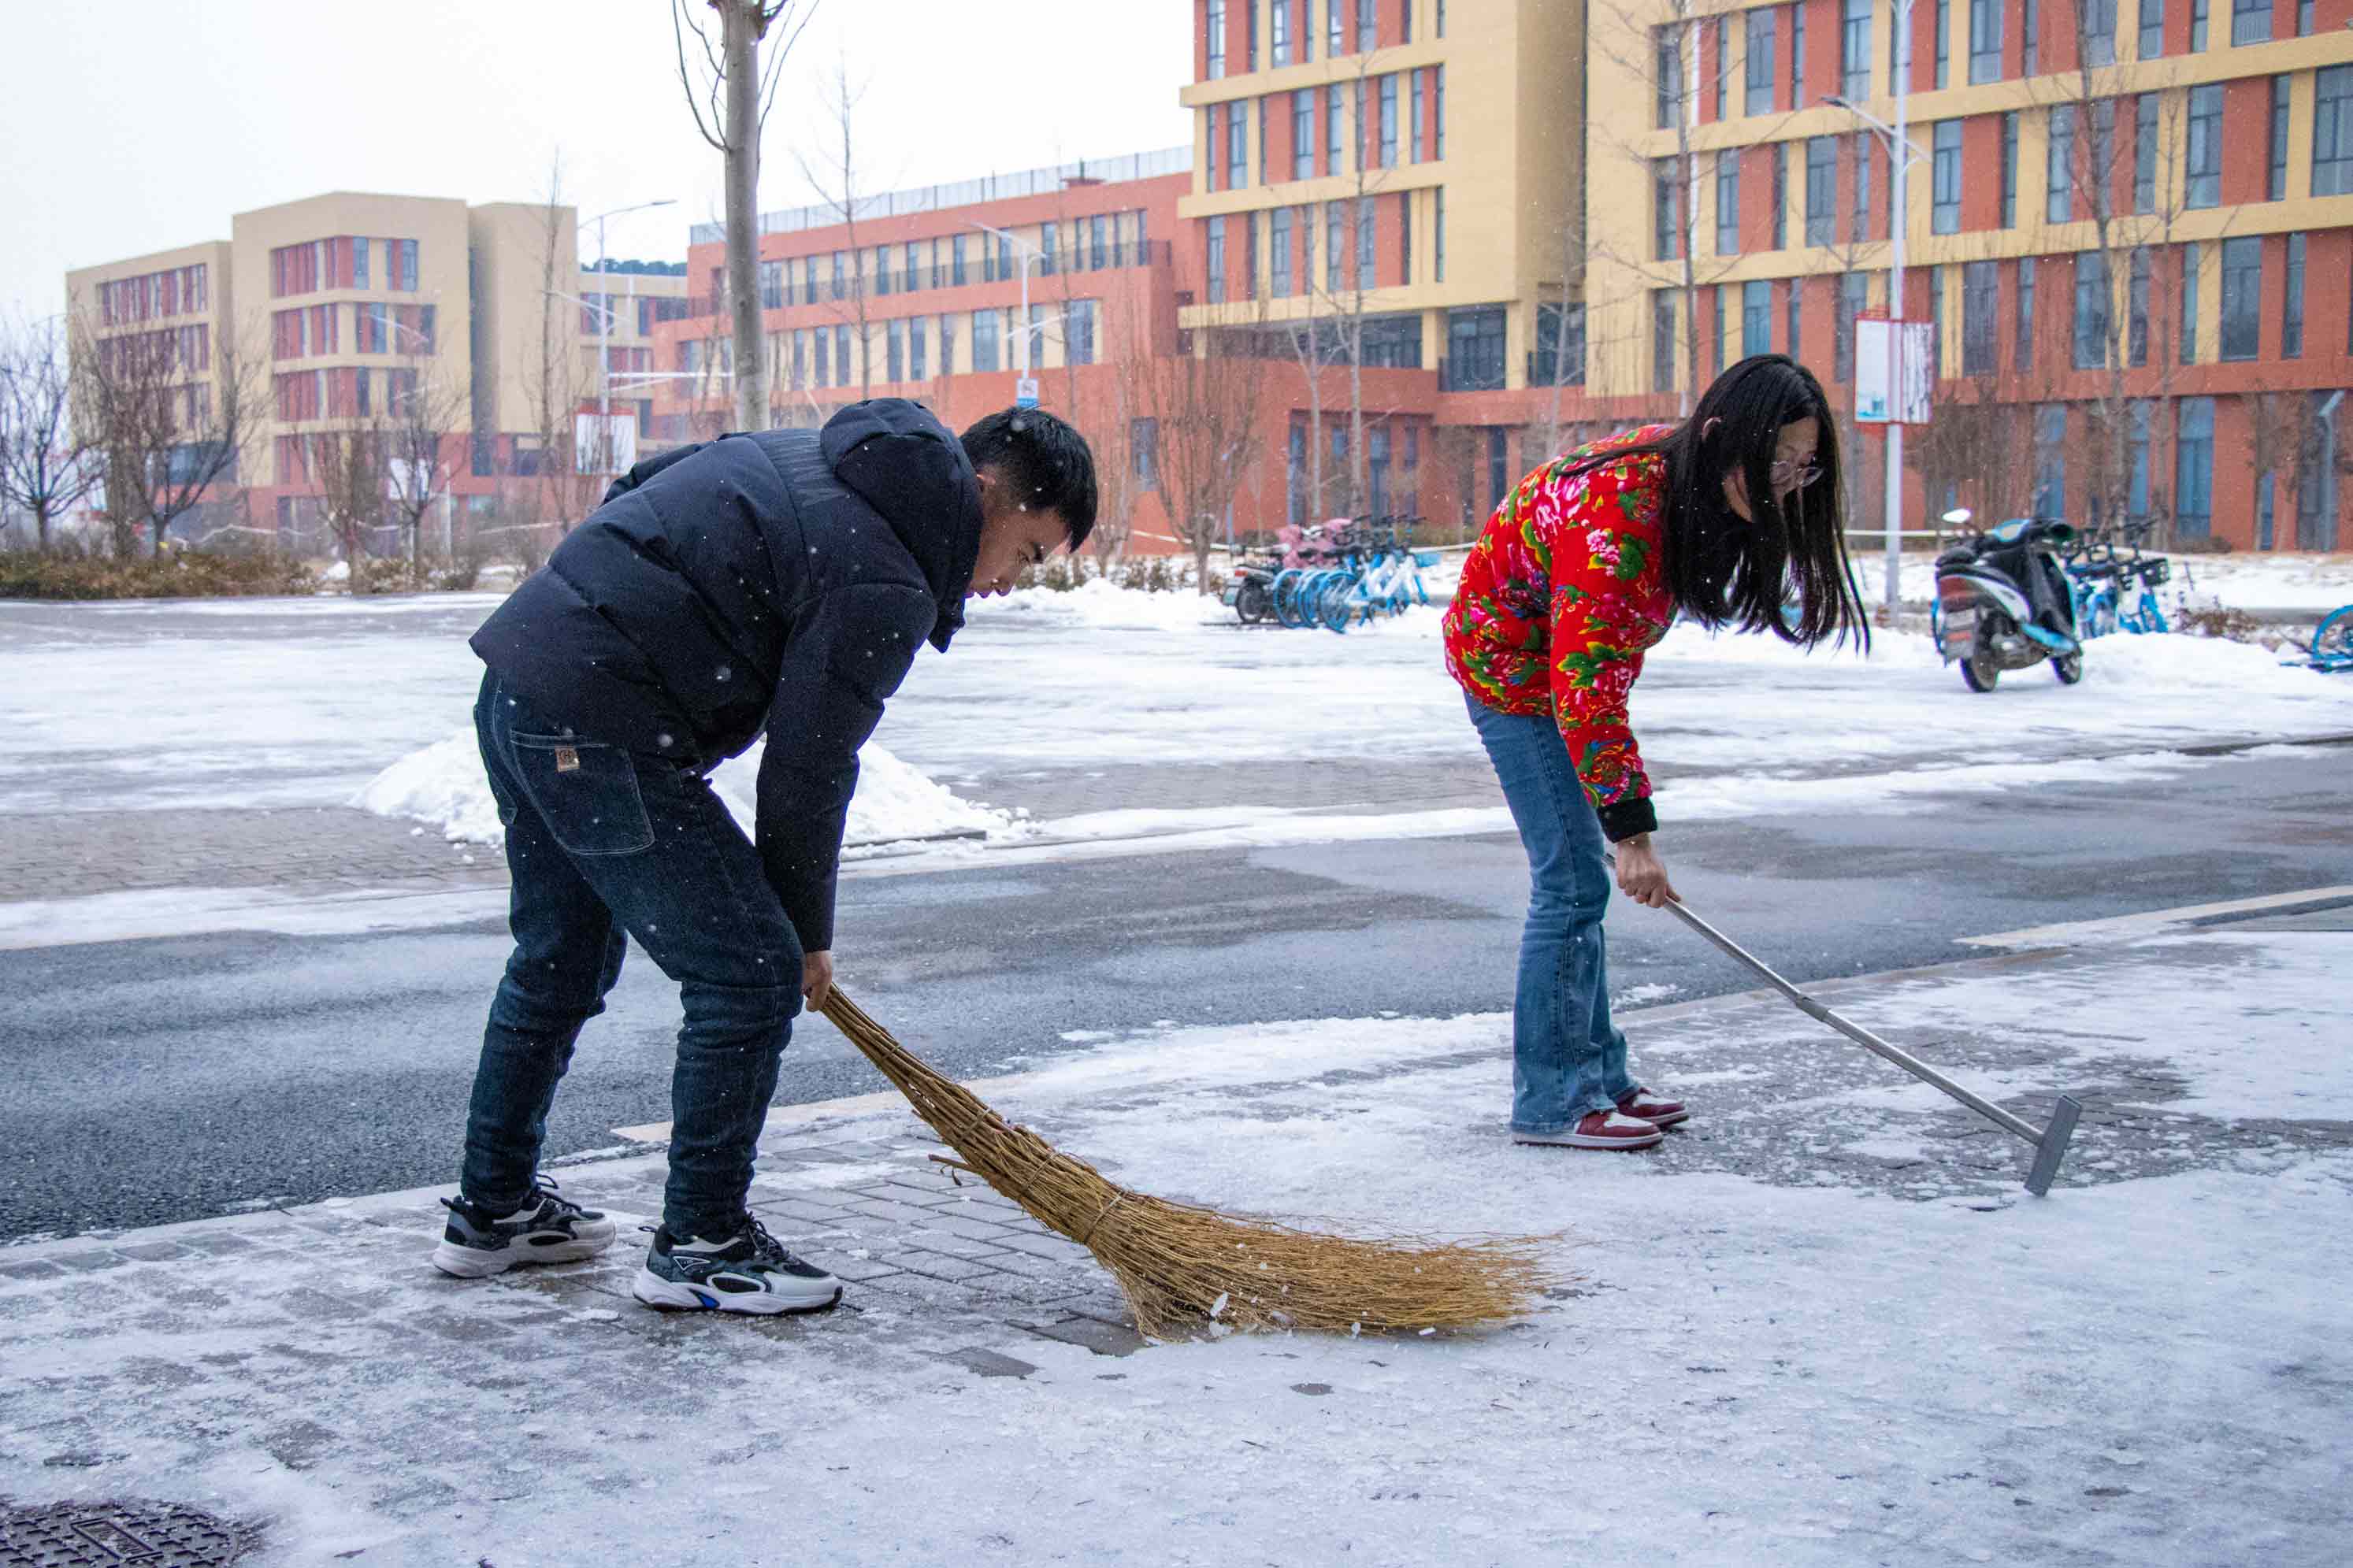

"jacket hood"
[818,399,982,651]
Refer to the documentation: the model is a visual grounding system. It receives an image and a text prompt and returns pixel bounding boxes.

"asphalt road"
[3,746,2347,1241]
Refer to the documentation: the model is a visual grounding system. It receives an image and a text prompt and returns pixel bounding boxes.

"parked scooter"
[1223,547,1280,623]
[1930,508,2085,692]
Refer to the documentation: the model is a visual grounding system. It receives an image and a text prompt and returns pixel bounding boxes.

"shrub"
[2173,603,2265,642]
[0,548,317,601]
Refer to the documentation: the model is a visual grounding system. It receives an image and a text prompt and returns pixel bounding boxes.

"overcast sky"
[2,1,1194,323]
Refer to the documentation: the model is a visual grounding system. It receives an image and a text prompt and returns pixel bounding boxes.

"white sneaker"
[430,1176,616,1278]
[631,1215,843,1315]
[1513,1110,1665,1151]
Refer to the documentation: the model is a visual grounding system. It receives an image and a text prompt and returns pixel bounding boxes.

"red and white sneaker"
[1616,1086,1689,1129]
[1514,1110,1665,1151]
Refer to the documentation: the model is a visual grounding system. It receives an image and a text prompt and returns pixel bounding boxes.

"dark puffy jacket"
[470,398,982,952]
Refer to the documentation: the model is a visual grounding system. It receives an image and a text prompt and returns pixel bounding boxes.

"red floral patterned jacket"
[1442,426,1676,842]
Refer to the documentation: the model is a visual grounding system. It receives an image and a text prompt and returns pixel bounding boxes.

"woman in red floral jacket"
[1443,355,1868,1151]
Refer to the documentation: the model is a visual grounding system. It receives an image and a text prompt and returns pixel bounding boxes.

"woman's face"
[1720,415,1822,522]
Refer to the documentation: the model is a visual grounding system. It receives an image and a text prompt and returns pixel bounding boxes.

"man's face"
[967,468,1070,598]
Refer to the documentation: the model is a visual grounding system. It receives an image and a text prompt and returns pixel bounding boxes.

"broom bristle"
[818,990,1564,1340]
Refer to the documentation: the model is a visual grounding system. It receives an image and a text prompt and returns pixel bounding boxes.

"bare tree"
[529,158,603,532]
[793,57,876,399]
[1126,310,1268,592]
[674,0,819,432]
[0,313,100,550]
[72,312,260,558]
[310,427,388,571]
[385,361,469,566]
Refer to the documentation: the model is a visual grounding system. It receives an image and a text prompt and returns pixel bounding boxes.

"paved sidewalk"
[2,928,2346,1565]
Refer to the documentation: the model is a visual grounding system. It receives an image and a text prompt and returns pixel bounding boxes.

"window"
[1368,427,1391,517]
[911,316,930,381]
[973,308,1001,373]
[1486,428,1511,513]
[1227,102,1246,188]
[1412,70,1426,160]
[1206,216,1227,304]
[2231,0,2269,44]
[2025,0,2040,69]
[1357,0,1375,52]
[398,239,418,291]
[1747,7,1776,116]
[1787,277,1803,357]
[1271,206,1293,295]
[1435,65,1446,158]
[1398,191,1412,281]
[1260,98,1271,184]
[1327,202,1345,288]
[1928,265,1945,378]
[2075,251,2113,369]
[1710,286,1727,374]
[1379,74,1398,167]
[1249,0,1258,68]
[2129,247,2152,365]
[1654,291,1680,393]
[1327,84,1344,174]
[1842,0,1872,101]
[1963,260,1999,374]
[886,319,904,382]
[2191,0,2209,49]
[836,323,853,386]
[1293,91,1315,179]
[1434,187,1446,280]
[1806,135,1836,245]
[2258,469,2278,550]
[2219,235,2262,360]
[2002,112,2021,227]
[2297,391,2340,549]
[1207,0,1225,77]
[2047,106,2076,223]
[1932,121,1963,234]
[1851,132,1874,242]
[1329,0,1343,54]
[1835,272,1867,380]
[1273,0,1291,64]
[1067,299,1098,365]
[1245,211,1260,298]
[812,325,831,387]
[2128,401,2153,521]
[2084,0,2117,62]
[1353,79,1367,172]
[1969,0,2002,82]
[1717,150,1741,256]
[1772,143,1788,250]
[1935,0,1951,87]
[1446,306,1506,391]
[1136,417,1162,495]
[1401,0,1412,45]
[1655,158,1684,260]
[2129,96,2158,213]
[874,246,893,295]
[2180,243,2200,363]
[939,313,958,376]
[1357,195,1375,284]
[2017,255,2038,369]
[2176,397,2215,537]
[759,258,784,310]
[2283,232,2306,358]
[1657,26,1686,128]
[1535,302,1587,384]
[1792,2,1808,103]
[1743,279,1773,356]
[904,241,922,292]
[1714,15,1730,118]
[2316,67,2353,197]
[2270,76,2291,202]
[2140,0,2165,57]
[2034,405,2068,516]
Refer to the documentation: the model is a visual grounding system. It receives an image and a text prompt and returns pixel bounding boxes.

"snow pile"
[963,576,1231,631]
[354,731,1015,851]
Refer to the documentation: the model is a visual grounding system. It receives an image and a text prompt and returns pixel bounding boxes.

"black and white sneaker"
[430,1175,617,1278]
[632,1214,843,1315]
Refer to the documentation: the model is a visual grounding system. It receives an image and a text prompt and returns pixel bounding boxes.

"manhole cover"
[0,1499,254,1566]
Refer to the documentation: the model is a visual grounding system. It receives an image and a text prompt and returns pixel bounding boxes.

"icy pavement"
[4,928,2345,1565]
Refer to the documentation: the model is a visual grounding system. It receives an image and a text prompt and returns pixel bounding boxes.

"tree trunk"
[722,2,768,432]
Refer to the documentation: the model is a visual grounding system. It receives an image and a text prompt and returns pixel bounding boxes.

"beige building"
[67,190,686,542]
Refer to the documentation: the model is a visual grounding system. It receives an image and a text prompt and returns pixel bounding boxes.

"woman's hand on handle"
[802,951,835,1010]
[1613,834,1679,909]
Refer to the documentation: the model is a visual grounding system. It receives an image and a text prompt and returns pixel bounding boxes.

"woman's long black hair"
[1558,354,1869,651]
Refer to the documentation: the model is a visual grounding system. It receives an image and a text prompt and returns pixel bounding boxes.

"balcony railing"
[684,241,1171,317]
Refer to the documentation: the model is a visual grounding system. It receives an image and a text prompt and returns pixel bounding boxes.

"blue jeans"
[462,672,804,1239]
[1465,693,1635,1135]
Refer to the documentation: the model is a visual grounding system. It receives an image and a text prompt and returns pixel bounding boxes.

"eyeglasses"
[1768,458,1824,490]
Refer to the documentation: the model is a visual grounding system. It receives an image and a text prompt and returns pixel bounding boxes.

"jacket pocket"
[508,735,656,857]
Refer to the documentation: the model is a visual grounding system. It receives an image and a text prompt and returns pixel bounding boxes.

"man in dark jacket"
[429,400,1095,1314]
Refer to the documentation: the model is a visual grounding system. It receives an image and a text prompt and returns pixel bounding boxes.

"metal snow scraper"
[1616,862,2084,1195]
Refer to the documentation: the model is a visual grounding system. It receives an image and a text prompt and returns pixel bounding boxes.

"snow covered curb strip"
[352,731,1020,853]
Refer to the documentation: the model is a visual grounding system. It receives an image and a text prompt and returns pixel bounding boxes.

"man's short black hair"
[960,407,1097,549]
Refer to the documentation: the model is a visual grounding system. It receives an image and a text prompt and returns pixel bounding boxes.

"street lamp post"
[582,199,677,473]
[1825,0,1921,615]
[970,221,1048,406]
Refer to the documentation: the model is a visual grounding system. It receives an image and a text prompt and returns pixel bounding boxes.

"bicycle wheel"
[2314,605,2353,665]
[1319,576,1355,633]
[1271,569,1306,628]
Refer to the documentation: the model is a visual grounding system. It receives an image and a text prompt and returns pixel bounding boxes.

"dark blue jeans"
[462,671,803,1239]
[1465,693,1635,1135]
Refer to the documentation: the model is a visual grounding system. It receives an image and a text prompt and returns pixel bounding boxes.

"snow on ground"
[2,587,2348,835]
[2,931,2344,1563]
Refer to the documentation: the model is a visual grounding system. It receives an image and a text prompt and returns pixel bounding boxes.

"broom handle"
[1606,854,2045,1148]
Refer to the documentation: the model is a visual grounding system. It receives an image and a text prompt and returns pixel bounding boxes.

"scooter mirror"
[1941,508,1974,526]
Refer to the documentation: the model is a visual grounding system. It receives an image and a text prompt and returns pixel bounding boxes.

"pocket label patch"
[555,746,581,773]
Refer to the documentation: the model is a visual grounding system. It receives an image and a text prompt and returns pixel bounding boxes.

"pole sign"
[1015,376,1040,410]
[573,413,639,475]
[1854,317,1933,428]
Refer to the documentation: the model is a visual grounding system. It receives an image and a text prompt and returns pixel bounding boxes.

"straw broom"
[818,988,1563,1340]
